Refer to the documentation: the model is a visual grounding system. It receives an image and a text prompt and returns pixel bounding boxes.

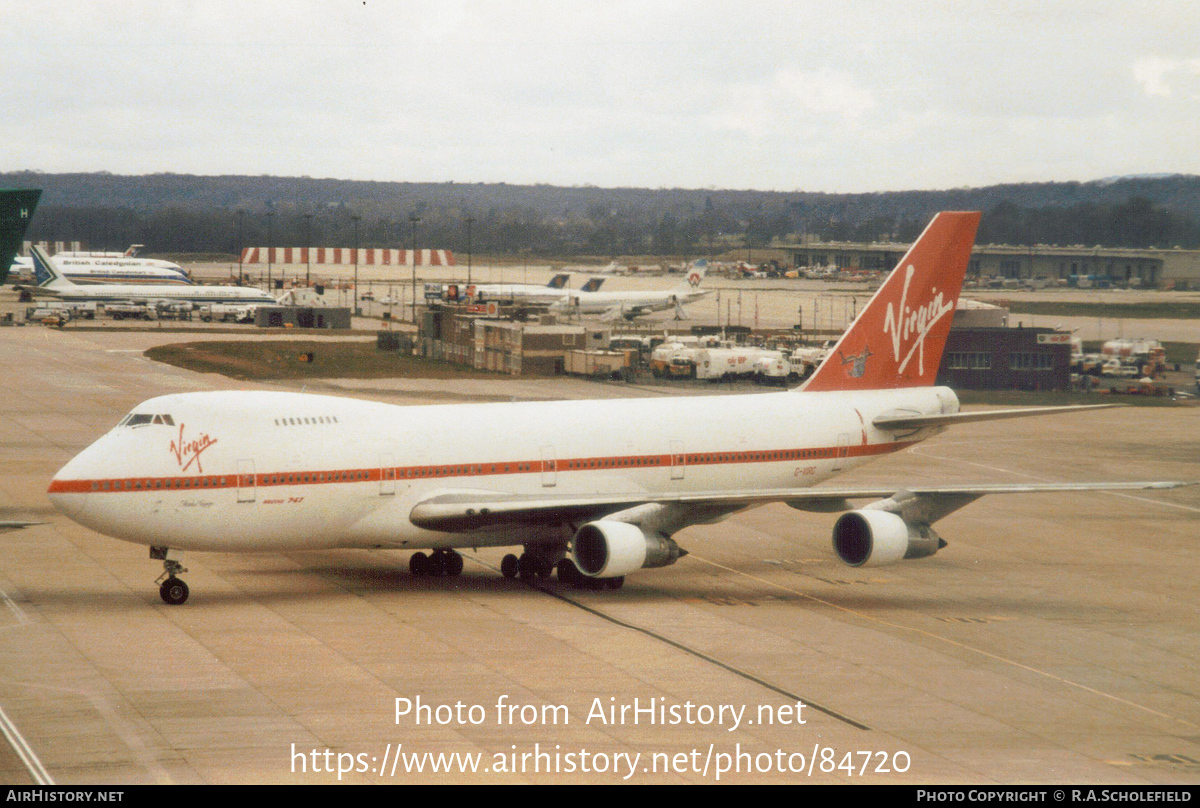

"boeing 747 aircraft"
[46,213,1188,604]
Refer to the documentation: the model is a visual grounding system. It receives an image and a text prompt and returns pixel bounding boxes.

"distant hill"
[3,171,1198,255]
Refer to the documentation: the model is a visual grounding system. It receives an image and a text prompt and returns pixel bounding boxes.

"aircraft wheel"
[409,552,429,577]
[500,554,520,579]
[160,577,189,605]
[518,553,539,581]
[556,559,581,586]
[427,551,447,577]
[444,551,464,577]
[603,576,625,590]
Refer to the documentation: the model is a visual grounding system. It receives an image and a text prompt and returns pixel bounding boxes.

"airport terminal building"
[779,239,1200,289]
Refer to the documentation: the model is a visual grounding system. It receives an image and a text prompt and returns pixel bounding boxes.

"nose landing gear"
[159,572,189,605]
[151,547,189,605]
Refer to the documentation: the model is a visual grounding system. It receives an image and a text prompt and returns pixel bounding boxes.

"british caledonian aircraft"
[552,260,710,320]
[47,213,1188,605]
[10,250,191,285]
[10,255,192,285]
[26,246,275,305]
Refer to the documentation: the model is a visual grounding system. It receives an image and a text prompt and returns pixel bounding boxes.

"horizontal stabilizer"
[873,404,1122,431]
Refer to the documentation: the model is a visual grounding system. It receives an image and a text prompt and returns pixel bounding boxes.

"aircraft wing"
[12,284,54,296]
[598,305,630,321]
[0,520,43,533]
[408,481,1191,533]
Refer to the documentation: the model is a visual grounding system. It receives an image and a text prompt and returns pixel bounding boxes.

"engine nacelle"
[573,521,684,578]
[832,509,942,567]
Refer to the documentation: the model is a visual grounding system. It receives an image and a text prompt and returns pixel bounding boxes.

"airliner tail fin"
[801,212,981,392]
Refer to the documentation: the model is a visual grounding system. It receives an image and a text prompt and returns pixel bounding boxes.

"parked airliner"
[27,247,275,305]
[46,213,1188,604]
[467,274,605,303]
[553,261,710,320]
[10,254,191,285]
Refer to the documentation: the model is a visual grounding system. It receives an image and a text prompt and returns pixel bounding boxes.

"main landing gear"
[409,549,465,577]
[151,547,189,605]
[500,552,624,590]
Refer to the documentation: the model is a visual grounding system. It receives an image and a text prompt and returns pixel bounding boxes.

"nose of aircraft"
[47,448,97,522]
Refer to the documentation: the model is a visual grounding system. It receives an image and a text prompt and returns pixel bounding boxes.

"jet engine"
[572,521,685,578]
[831,509,943,567]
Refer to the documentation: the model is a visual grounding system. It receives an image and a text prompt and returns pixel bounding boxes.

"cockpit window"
[120,413,175,427]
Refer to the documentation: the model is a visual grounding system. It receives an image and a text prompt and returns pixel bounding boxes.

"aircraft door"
[833,432,851,471]
[670,440,685,480]
[379,453,396,496]
[540,445,557,487]
[237,459,256,503]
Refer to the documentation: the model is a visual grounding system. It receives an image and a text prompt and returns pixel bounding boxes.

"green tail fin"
[0,189,41,285]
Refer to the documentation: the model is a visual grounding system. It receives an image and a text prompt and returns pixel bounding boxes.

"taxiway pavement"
[1,323,1197,784]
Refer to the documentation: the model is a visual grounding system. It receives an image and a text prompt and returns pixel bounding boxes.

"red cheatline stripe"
[47,441,914,495]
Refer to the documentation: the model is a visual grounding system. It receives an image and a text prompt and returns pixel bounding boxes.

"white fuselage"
[39,282,276,305]
[10,256,190,285]
[52,256,189,284]
[554,286,709,315]
[471,283,571,303]
[47,386,956,553]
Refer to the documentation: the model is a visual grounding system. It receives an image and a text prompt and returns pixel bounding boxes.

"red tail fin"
[801,211,981,392]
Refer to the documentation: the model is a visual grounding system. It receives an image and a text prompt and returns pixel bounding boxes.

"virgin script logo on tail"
[882,264,956,376]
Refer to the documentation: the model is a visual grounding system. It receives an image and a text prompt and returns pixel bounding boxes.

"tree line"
[6,171,1200,258]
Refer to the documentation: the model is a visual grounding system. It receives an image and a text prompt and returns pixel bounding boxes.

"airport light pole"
[236,210,244,286]
[409,213,420,324]
[304,213,312,286]
[351,215,361,315]
[465,215,474,286]
[266,211,274,293]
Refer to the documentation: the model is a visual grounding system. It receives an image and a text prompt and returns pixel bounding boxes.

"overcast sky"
[3,0,1198,193]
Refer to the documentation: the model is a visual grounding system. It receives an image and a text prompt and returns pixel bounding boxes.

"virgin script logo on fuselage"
[882,264,955,376]
[169,424,218,473]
